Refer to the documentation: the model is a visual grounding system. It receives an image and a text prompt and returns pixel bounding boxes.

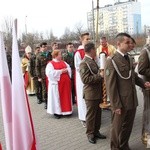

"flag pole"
[12,19,37,150]
[14,19,17,37]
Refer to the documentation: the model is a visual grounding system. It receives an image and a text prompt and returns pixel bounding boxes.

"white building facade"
[87,0,141,36]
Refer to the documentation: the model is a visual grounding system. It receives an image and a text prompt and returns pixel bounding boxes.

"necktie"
[124,54,129,60]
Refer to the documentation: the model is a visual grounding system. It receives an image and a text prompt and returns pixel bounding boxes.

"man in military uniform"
[138,39,150,144]
[29,47,42,104]
[105,33,150,150]
[79,42,106,144]
[62,42,75,104]
[36,42,52,109]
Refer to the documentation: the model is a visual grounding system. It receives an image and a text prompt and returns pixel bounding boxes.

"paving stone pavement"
[0,90,149,150]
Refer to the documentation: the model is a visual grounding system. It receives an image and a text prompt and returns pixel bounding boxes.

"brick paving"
[0,89,149,150]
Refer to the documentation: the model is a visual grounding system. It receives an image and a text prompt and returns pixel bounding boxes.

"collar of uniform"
[78,45,84,50]
[53,58,60,62]
[68,51,74,57]
[85,54,93,60]
[116,49,128,57]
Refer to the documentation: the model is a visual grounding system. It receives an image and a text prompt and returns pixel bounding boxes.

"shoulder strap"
[110,57,132,80]
[85,62,95,75]
[145,47,150,61]
[82,59,95,75]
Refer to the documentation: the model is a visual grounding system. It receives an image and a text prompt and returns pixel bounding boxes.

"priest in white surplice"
[74,32,90,127]
[46,50,73,119]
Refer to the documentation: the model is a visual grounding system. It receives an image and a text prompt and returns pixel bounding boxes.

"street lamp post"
[92,0,96,44]
[25,16,27,35]
[95,0,99,48]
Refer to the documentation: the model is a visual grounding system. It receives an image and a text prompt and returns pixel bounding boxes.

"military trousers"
[111,108,136,150]
[41,78,47,103]
[34,77,42,100]
[85,99,102,137]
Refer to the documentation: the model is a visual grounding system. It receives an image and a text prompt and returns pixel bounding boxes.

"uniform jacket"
[97,43,116,57]
[138,45,150,81]
[105,51,145,110]
[79,56,102,100]
[36,51,52,79]
[62,51,75,70]
[29,54,37,77]
[62,51,75,79]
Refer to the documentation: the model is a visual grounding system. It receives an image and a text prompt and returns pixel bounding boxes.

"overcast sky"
[0,0,149,38]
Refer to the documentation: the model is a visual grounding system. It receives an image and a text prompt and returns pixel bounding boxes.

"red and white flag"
[12,21,37,150]
[0,143,2,150]
[0,32,12,150]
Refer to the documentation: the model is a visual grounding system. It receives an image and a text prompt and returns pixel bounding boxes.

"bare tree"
[60,27,72,44]
[45,30,58,44]
[1,16,13,52]
[21,32,42,49]
[73,22,89,41]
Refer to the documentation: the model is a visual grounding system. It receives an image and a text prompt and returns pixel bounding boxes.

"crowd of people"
[6,32,150,149]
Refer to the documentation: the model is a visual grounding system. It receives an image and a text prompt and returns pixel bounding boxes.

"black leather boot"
[44,101,47,109]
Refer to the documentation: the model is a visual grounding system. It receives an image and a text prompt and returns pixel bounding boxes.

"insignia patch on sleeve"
[80,69,85,74]
[106,69,110,76]
[139,57,144,63]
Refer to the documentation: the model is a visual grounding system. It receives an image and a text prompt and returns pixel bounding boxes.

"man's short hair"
[84,42,95,53]
[66,42,73,46]
[40,42,47,47]
[100,37,107,41]
[51,42,57,47]
[35,46,40,50]
[130,37,136,44]
[80,32,89,39]
[115,32,131,42]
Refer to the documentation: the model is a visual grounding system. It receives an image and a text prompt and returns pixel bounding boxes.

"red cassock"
[51,60,72,112]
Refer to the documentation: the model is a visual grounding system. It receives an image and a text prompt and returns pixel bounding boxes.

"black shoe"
[44,103,47,109]
[54,114,61,119]
[88,136,96,144]
[37,99,42,104]
[95,132,106,139]
[81,121,86,128]
[29,94,35,96]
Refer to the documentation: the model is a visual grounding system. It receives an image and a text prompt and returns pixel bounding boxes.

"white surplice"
[74,45,87,121]
[46,59,72,115]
